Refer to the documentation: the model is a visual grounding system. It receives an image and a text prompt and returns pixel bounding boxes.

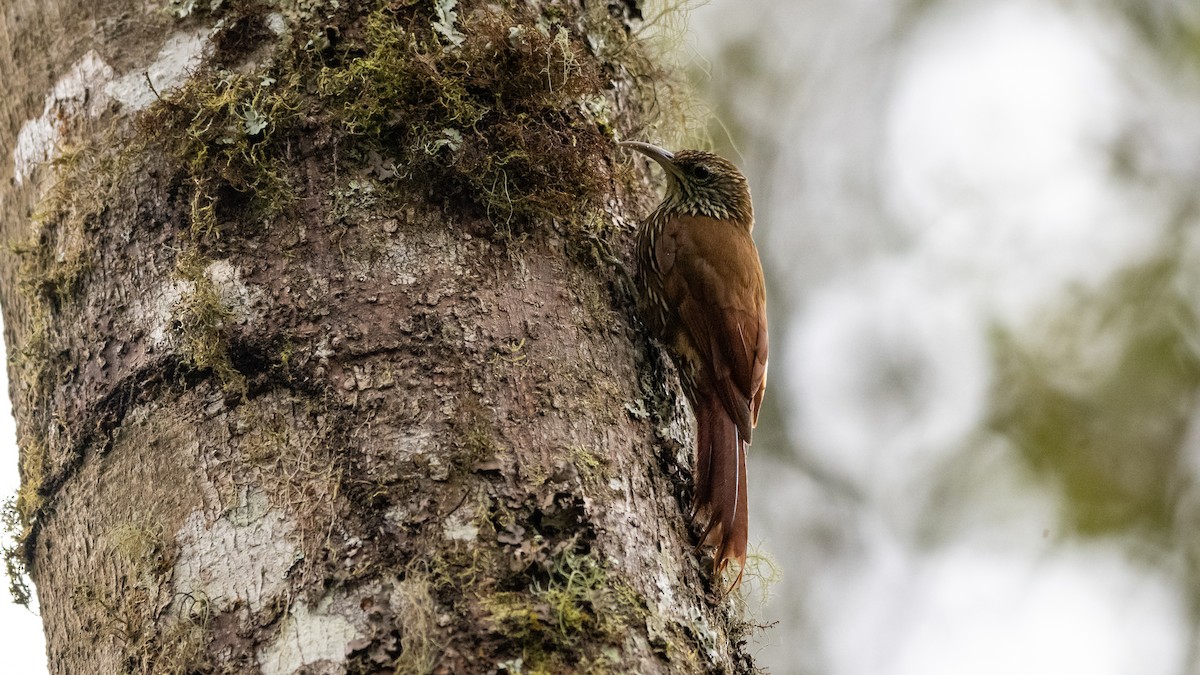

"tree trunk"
[0,0,755,673]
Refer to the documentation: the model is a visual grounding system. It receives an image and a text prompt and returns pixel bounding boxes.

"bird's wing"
[658,214,768,441]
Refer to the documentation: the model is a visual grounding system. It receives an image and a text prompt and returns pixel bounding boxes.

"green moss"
[173,250,247,393]
[8,315,54,537]
[144,68,303,237]
[143,0,695,248]
[569,446,606,484]
[15,142,133,304]
[13,437,46,524]
[145,0,667,246]
[6,253,61,584]
[7,144,156,566]
[489,338,528,368]
[109,522,173,578]
[73,579,159,652]
[242,409,293,465]
[87,516,205,671]
[148,616,209,675]
[455,399,506,472]
[481,546,644,672]
[315,4,613,237]
[8,144,127,516]
[392,572,439,674]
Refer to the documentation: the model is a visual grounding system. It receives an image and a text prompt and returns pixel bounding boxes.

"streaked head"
[620,141,753,226]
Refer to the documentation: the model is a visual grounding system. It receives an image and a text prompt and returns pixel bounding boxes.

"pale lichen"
[172,489,299,614]
[256,597,361,675]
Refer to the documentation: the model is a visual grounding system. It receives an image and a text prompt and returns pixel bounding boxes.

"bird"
[619,140,768,591]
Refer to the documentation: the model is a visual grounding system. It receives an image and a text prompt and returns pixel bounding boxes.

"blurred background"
[681,0,1200,673]
[7,0,1200,672]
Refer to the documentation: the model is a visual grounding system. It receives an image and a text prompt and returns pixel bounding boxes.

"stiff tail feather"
[689,393,749,591]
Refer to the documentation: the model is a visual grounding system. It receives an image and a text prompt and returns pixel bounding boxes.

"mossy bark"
[0,0,754,673]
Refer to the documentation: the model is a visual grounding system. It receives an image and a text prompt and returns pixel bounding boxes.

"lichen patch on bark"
[172,490,300,614]
[12,27,212,186]
[256,596,361,675]
[12,50,114,185]
[147,279,194,349]
[104,29,210,111]
[203,258,267,324]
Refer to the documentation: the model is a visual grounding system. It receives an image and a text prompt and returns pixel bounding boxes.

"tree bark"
[0,0,755,673]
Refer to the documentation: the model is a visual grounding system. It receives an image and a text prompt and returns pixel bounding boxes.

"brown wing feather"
[750,310,768,427]
[657,215,767,439]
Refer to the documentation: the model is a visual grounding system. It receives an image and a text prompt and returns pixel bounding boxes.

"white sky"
[882,1,1167,331]
[814,536,1188,675]
[792,0,1161,508]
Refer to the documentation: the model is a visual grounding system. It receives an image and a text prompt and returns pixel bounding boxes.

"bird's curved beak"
[619,141,683,180]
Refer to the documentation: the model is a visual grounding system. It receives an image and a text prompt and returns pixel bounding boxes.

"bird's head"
[620,141,754,227]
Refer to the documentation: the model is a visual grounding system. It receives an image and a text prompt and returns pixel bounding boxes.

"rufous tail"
[690,392,749,591]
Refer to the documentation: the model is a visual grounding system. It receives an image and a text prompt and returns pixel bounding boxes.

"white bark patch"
[172,488,299,613]
[441,508,479,542]
[148,279,193,349]
[12,51,114,185]
[375,426,444,479]
[206,259,266,323]
[104,30,210,111]
[145,260,262,349]
[257,597,361,675]
[265,12,287,36]
[12,29,210,184]
[685,605,722,664]
[654,572,676,609]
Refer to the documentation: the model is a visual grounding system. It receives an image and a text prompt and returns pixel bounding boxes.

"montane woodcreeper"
[620,141,769,590]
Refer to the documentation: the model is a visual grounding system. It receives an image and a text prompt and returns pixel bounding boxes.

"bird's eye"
[693,165,711,180]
